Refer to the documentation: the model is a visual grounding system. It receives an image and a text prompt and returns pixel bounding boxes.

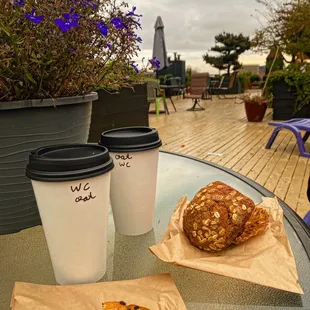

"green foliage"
[238,72,251,90]
[158,74,173,85]
[0,0,142,101]
[238,72,260,89]
[266,64,310,112]
[252,0,310,63]
[185,74,191,87]
[158,76,165,84]
[266,58,284,71]
[250,73,260,83]
[202,32,251,74]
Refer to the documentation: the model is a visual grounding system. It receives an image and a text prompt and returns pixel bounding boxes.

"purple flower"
[129,18,142,29]
[131,63,139,73]
[94,21,108,37]
[128,33,142,43]
[24,9,44,24]
[105,43,111,49]
[13,0,24,6]
[111,17,126,29]
[149,57,160,69]
[126,6,143,18]
[82,0,98,9]
[55,9,80,33]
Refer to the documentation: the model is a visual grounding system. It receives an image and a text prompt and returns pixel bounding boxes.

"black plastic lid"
[26,144,114,182]
[99,126,162,152]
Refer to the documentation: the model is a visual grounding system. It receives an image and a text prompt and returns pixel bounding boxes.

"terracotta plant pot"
[244,101,267,122]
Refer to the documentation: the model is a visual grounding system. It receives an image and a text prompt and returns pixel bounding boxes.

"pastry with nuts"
[183,181,269,252]
[102,301,150,310]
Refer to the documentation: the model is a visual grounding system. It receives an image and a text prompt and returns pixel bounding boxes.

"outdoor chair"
[304,211,310,227]
[147,80,166,116]
[210,71,239,98]
[305,178,310,227]
[184,73,211,111]
[266,119,310,158]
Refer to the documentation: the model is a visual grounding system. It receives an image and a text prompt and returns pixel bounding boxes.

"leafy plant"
[202,32,251,74]
[250,73,260,83]
[252,0,310,63]
[266,64,310,112]
[238,72,251,90]
[158,74,173,85]
[266,57,284,72]
[0,0,153,101]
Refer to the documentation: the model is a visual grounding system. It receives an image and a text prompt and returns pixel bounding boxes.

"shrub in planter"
[0,0,143,233]
[266,64,310,119]
[250,73,260,83]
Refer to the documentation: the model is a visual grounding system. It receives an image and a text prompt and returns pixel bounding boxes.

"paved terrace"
[149,96,310,218]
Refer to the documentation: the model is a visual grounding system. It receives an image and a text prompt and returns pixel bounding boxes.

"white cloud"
[126,0,268,73]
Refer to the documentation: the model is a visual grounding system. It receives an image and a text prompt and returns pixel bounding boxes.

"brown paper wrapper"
[10,274,187,310]
[150,196,303,294]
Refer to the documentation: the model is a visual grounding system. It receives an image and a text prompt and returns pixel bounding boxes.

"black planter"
[88,84,149,143]
[273,80,310,120]
[0,93,97,234]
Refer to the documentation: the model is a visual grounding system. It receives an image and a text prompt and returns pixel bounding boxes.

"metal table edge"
[160,150,310,259]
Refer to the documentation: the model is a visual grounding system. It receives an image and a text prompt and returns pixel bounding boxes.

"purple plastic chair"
[304,211,310,227]
[266,119,310,158]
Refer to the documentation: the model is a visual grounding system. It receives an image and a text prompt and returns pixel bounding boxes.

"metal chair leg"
[163,98,169,115]
[169,97,177,112]
[187,99,205,111]
[303,132,310,142]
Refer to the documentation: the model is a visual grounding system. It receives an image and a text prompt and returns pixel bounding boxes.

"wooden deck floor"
[149,96,310,218]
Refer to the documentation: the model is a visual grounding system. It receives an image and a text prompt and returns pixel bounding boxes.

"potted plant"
[266,64,310,120]
[0,0,142,234]
[241,93,270,122]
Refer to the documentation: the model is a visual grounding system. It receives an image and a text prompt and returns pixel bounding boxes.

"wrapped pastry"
[183,181,269,252]
[102,301,150,310]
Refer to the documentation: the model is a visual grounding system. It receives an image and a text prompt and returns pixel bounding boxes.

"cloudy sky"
[126,0,268,73]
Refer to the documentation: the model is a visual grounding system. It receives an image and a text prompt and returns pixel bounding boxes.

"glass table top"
[1,152,309,309]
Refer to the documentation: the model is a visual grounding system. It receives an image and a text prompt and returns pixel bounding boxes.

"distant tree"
[202,32,251,75]
[265,47,285,74]
[252,0,310,63]
[185,66,200,87]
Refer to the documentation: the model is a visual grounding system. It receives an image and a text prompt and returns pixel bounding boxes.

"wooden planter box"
[88,84,149,142]
[273,80,310,120]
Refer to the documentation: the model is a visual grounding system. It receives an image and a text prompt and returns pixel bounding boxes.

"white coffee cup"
[26,144,114,285]
[100,127,162,236]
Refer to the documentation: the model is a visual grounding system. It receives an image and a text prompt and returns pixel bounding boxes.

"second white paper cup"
[100,127,162,236]
[110,149,159,235]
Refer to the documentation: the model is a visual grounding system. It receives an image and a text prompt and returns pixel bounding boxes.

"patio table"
[1,151,310,309]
